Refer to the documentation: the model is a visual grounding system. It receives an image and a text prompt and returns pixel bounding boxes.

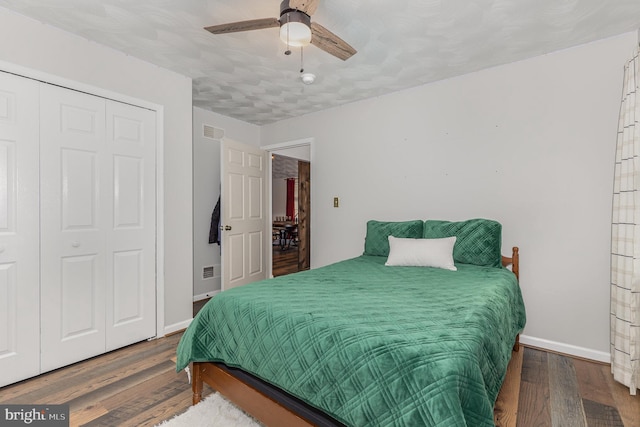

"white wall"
[192,107,260,298]
[273,146,311,162]
[261,32,639,360]
[0,8,193,333]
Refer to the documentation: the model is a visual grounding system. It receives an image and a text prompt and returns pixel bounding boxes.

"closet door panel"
[0,73,40,387]
[61,149,98,228]
[105,101,156,350]
[60,255,100,338]
[40,84,107,372]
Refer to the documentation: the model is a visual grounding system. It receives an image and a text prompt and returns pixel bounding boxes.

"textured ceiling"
[2,0,640,125]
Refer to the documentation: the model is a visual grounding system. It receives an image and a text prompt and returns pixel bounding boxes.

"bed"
[176,219,526,426]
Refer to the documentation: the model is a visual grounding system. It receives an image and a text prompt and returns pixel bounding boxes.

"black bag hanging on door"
[209,195,221,245]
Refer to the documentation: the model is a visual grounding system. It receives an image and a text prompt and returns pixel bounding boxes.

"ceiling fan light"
[280,21,312,47]
[279,10,312,47]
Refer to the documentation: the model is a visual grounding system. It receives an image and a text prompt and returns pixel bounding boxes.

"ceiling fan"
[204,0,357,61]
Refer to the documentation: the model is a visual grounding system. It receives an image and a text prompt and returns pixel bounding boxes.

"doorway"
[271,154,310,276]
[264,139,312,278]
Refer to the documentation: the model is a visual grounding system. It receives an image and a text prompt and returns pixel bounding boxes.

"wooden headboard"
[501,246,519,281]
[502,246,521,352]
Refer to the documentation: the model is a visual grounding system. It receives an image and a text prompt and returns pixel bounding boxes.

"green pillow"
[364,220,424,257]
[423,219,502,267]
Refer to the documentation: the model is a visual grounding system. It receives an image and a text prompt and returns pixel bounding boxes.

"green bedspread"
[177,255,526,426]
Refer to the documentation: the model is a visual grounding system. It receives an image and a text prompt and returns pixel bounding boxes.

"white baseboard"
[163,318,193,336]
[193,290,220,302]
[161,293,220,337]
[520,335,610,363]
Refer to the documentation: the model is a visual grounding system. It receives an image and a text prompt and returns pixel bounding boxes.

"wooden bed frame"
[192,247,521,426]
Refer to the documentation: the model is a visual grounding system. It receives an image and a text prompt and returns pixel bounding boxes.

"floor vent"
[203,124,224,140]
[202,266,214,279]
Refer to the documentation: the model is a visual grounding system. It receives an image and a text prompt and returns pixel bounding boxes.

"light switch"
[333,197,339,208]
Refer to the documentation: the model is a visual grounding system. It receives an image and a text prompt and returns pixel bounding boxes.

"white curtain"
[611,48,640,395]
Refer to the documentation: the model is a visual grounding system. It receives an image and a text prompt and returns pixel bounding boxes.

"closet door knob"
[71,241,80,248]
[224,225,232,231]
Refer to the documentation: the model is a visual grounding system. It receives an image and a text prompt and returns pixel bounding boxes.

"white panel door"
[0,72,40,387]
[40,85,108,372]
[105,100,156,351]
[221,139,267,290]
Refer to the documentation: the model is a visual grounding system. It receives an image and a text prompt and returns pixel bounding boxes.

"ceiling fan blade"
[310,22,356,61]
[288,0,320,16]
[204,18,280,34]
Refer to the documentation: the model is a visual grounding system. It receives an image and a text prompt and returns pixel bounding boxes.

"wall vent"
[203,124,224,140]
[202,266,214,279]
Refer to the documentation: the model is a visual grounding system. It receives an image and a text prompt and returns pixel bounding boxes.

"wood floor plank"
[69,403,109,426]
[193,298,211,316]
[517,348,551,427]
[547,352,587,427]
[67,360,176,411]
[573,356,628,427]
[521,347,548,384]
[495,349,523,427]
[573,357,617,408]
[604,364,640,427]
[582,398,624,427]
[122,388,194,427]
[517,382,551,427]
[98,368,186,412]
[80,370,188,427]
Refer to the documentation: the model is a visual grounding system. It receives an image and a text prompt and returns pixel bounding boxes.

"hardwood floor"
[193,298,210,317]
[1,320,638,426]
[516,347,639,427]
[0,333,212,427]
[272,244,300,277]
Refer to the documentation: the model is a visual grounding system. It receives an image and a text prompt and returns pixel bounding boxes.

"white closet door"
[40,85,108,371]
[105,101,156,351]
[0,72,40,386]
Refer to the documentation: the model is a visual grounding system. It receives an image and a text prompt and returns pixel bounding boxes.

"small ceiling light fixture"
[279,11,312,47]
[298,46,315,85]
[301,72,316,85]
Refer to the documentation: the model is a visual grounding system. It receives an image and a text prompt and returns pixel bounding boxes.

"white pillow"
[385,236,457,271]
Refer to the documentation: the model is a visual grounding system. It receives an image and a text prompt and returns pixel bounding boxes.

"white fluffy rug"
[156,393,262,427]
